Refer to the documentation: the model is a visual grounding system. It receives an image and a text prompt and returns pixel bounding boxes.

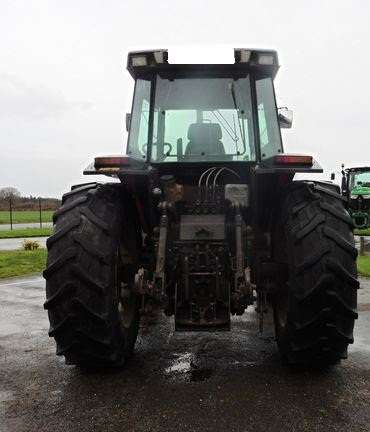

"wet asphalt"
[1,275,370,432]
[0,223,53,231]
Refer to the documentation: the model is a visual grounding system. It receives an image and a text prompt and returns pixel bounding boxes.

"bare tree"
[0,187,21,200]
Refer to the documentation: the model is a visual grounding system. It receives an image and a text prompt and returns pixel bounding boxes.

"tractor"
[336,165,370,230]
[44,49,358,368]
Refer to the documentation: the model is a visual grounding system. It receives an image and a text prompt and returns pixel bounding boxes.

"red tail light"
[274,154,313,166]
[94,156,130,168]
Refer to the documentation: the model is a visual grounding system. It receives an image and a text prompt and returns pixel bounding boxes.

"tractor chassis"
[133,198,255,331]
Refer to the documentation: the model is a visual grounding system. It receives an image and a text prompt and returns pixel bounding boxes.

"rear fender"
[255,154,323,175]
[83,155,148,177]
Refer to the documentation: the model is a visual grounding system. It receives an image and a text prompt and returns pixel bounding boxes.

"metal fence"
[0,197,60,230]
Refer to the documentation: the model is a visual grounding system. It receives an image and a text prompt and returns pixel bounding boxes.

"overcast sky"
[1,0,369,197]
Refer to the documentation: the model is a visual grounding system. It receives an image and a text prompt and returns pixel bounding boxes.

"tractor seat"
[185,123,225,157]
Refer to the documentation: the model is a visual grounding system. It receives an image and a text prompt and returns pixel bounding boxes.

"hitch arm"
[154,202,169,300]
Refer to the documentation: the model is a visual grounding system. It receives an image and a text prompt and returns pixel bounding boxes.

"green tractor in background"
[338,165,370,230]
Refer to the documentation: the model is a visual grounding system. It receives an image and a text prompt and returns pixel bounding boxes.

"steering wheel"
[141,142,173,156]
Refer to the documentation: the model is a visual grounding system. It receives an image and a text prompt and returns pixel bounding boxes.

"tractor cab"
[86,49,321,179]
[342,166,370,229]
[124,49,293,167]
[347,167,370,192]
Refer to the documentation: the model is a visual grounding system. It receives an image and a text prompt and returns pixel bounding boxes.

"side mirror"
[341,170,347,194]
[278,107,293,129]
[331,173,335,181]
[125,113,131,132]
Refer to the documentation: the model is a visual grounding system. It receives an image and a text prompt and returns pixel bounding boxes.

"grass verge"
[358,255,370,278]
[1,250,370,280]
[0,249,47,279]
[0,210,53,224]
[354,228,370,236]
[0,227,52,239]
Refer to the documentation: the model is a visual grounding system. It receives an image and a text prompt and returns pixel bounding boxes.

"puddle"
[165,352,193,374]
[165,352,214,382]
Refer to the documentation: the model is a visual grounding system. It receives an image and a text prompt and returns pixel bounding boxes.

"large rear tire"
[44,183,141,367]
[273,181,359,367]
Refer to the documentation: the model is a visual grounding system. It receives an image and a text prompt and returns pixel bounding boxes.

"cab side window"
[256,77,283,159]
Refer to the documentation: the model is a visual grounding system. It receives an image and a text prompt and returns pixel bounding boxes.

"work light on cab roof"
[127,48,279,79]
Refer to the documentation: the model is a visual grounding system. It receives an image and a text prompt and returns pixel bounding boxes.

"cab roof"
[126,48,279,80]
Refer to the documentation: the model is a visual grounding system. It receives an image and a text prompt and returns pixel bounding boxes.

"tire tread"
[274,181,358,366]
[44,183,140,367]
